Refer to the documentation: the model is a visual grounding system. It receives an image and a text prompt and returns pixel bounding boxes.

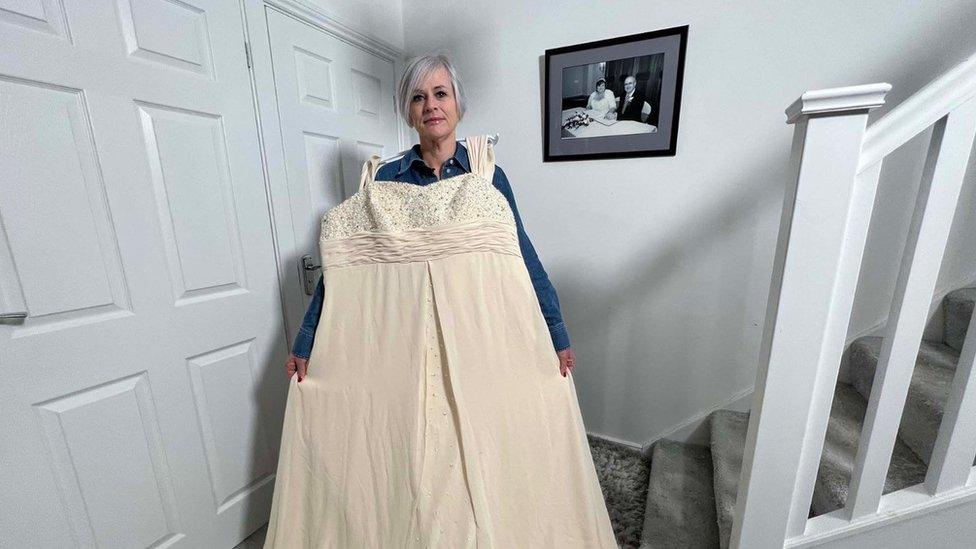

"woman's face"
[596,82,606,93]
[409,66,459,141]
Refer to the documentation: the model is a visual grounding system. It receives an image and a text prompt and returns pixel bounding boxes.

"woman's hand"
[557,347,576,377]
[285,354,308,382]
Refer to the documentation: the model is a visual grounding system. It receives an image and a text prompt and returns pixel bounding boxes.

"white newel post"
[731,84,891,548]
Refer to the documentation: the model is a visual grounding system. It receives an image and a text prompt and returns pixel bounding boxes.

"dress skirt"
[263,248,618,548]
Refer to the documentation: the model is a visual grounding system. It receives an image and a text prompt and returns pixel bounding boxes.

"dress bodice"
[320,171,516,242]
[317,135,521,270]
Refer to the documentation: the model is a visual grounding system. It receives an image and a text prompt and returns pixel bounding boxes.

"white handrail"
[858,52,976,172]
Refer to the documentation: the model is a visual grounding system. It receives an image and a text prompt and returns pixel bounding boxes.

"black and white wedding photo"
[560,54,664,139]
[544,25,688,161]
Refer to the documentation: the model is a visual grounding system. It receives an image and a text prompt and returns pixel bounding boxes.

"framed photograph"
[543,25,688,161]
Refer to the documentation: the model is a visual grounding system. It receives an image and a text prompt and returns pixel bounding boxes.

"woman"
[286,67,577,383]
[264,53,617,548]
[586,77,616,119]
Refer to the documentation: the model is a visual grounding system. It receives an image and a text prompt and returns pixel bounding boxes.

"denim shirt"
[291,141,571,358]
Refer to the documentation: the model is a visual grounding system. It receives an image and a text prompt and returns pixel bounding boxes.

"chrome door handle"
[301,254,321,296]
[0,311,28,321]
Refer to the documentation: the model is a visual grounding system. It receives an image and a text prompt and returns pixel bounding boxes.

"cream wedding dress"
[263,134,618,548]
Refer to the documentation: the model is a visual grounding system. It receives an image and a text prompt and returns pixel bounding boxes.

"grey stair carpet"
[588,434,651,549]
[640,440,719,548]
[848,336,960,463]
[812,383,926,515]
[708,410,748,549]
[707,387,928,547]
[944,287,974,353]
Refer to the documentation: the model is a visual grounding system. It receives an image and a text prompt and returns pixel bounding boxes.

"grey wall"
[399,0,976,446]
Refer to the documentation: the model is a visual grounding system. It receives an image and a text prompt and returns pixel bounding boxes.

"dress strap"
[465,134,495,180]
[358,154,382,192]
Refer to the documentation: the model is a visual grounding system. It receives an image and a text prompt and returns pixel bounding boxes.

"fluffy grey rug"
[588,434,651,549]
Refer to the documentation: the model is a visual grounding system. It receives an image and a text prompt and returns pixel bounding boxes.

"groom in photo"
[617,75,652,123]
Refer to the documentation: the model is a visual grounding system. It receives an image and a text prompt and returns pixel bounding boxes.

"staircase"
[590,50,976,547]
[586,287,974,548]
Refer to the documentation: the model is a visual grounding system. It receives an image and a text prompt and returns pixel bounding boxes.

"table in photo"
[560,107,657,138]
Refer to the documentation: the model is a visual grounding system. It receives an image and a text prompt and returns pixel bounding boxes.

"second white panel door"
[266,7,400,340]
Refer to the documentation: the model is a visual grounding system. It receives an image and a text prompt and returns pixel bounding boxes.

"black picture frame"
[543,25,688,162]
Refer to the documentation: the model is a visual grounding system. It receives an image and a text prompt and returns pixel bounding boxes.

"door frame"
[242,0,409,348]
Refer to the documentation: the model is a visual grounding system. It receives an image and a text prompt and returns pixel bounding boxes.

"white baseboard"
[790,467,976,548]
[586,429,644,453]
[638,386,755,454]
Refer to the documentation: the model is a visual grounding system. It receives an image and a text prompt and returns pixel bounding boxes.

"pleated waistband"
[321,219,522,269]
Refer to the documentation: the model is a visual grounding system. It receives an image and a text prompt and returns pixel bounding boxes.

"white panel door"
[0,1,286,547]
[264,7,399,338]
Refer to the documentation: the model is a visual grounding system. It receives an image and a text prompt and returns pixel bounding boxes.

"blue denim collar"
[395,140,471,176]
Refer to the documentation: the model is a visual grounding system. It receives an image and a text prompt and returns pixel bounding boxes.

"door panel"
[0,1,285,547]
[265,8,399,339]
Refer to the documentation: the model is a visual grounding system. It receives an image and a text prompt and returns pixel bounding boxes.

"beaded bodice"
[319,171,516,242]
[316,135,522,270]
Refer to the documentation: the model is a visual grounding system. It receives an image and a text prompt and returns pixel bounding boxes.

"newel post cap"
[785,83,892,124]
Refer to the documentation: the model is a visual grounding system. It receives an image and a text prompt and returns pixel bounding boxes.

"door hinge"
[244,41,252,69]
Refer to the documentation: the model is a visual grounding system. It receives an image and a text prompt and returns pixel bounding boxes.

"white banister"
[859,52,976,172]
[734,49,976,547]
[846,96,976,519]
[925,299,976,494]
[731,84,890,549]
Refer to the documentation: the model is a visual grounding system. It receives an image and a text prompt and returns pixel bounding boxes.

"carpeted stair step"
[640,440,719,549]
[847,336,959,464]
[944,287,975,353]
[812,383,927,515]
[707,386,929,547]
[708,409,748,549]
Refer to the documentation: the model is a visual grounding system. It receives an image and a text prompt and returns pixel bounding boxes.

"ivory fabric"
[263,135,618,548]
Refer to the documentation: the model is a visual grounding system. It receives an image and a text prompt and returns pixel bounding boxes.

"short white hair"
[397,53,467,127]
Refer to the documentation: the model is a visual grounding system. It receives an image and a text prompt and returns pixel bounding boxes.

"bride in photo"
[586,77,617,119]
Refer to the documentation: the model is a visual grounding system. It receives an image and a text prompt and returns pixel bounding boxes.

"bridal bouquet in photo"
[562,110,592,130]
